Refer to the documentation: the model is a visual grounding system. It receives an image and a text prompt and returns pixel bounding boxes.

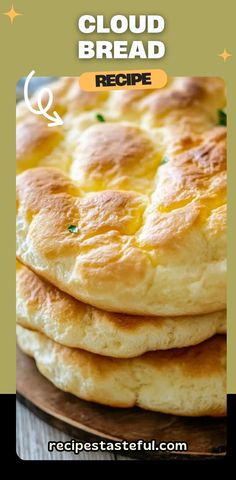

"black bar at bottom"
[0,393,235,467]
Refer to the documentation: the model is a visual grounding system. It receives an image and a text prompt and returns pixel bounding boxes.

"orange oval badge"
[79,69,167,91]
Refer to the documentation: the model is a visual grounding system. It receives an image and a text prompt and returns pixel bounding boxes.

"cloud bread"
[16,263,226,357]
[16,77,227,315]
[17,326,226,416]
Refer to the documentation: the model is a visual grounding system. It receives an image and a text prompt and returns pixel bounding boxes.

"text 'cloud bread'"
[16,77,227,315]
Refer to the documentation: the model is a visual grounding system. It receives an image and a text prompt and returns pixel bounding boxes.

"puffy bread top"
[16,77,227,315]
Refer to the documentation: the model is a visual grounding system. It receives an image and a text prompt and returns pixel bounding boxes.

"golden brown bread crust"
[17,326,226,416]
[16,77,227,315]
[16,118,63,172]
[16,263,226,357]
[141,77,223,114]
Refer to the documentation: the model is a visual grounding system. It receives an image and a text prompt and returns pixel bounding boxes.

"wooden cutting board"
[16,346,226,460]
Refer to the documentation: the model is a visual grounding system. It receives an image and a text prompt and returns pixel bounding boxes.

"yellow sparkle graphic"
[3,4,22,24]
[218,49,232,62]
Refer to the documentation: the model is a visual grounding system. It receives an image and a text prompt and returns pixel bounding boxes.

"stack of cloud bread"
[16,76,227,417]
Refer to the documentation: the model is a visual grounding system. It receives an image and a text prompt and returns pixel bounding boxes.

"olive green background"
[0,0,234,393]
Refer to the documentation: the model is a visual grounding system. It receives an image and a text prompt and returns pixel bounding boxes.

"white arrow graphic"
[24,70,63,127]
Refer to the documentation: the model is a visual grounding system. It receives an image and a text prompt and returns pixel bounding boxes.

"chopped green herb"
[96,113,105,122]
[67,225,79,233]
[217,110,227,126]
[160,156,169,165]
